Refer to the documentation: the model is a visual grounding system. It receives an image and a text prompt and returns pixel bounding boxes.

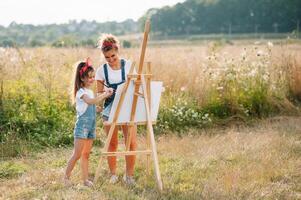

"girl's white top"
[76,88,94,116]
[95,59,132,84]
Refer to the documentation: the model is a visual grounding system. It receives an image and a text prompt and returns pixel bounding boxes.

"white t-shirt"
[75,88,94,116]
[95,59,132,84]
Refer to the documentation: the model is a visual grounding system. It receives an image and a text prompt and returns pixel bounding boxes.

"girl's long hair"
[71,61,94,105]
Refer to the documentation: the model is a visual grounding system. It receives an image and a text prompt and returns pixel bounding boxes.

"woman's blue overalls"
[74,97,96,139]
[102,59,126,119]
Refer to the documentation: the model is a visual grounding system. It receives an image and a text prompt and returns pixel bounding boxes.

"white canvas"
[108,81,163,123]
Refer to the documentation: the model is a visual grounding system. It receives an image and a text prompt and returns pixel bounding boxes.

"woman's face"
[103,49,119,67]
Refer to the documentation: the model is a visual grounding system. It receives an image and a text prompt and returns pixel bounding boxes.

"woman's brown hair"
[98,34,120,52]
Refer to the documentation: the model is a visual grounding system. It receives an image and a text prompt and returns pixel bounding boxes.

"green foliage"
[156,94,212,133]
[1,81,74,157]
[144,0,301,35]
[0,19,138,47]
[0,162,28,179]
[122,40,132,48]
[0,39,15,47]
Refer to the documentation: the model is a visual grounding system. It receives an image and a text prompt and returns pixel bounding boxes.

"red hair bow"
[80,57,92,76]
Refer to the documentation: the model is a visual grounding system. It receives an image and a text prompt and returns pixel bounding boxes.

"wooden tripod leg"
[141,76,163,191]
[146,62,152,176]
[126,20,151,151]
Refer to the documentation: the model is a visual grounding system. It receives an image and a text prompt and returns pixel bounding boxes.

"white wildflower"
[267,41,274,47]
[257,50,264,56]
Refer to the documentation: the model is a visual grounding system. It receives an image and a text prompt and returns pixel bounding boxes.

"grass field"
[1,116,300,199]
[1,40,301,199]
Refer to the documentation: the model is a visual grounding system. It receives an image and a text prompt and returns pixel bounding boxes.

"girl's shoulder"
[76,88,94,99]
[76,88,85,98]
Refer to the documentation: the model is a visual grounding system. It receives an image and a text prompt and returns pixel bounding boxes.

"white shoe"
[63,177,72,187]
[123,175,135,186]
[83,179,94,187]
[109,174,119,184]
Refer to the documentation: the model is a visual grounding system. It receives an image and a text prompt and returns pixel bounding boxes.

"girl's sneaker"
[84,179,94,187]
[123,175,135,186]
[109,174,119,184]
[63,176,72,187]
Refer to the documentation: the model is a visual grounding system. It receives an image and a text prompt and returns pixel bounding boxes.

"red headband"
[80,57,92,76]
[102,41,117,50]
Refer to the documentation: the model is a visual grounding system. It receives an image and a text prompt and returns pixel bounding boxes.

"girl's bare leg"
[65,139,85,179]
[80,139,93,182]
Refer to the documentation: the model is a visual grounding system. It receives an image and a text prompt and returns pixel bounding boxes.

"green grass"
[0,116,300,199]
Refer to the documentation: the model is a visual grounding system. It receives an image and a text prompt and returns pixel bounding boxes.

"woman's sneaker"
[123,175,135,186]
[84,179,94,187]
[109,174,119,184]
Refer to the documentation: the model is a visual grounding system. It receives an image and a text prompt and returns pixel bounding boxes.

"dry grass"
[2,42,301,106]
[1,41,301,199]
[1,116,300,199]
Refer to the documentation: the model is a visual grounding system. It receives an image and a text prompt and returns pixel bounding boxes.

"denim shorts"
[74,117,96,139]
[102,102,113,121]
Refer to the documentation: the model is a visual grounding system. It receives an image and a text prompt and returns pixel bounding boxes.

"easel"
[94,20,163,191]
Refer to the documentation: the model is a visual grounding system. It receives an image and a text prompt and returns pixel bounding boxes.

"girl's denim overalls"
[74,103,96,139]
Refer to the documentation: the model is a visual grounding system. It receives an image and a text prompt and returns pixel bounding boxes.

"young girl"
[95,34,137,185]
[64,58,113,187]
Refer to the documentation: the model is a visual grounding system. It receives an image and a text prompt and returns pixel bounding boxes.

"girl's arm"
[81,89,113,105]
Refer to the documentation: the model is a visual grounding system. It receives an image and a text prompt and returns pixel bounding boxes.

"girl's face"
[82,71,95,88]
[103,49,119,67]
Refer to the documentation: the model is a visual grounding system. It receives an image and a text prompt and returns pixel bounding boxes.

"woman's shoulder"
[122,58,132,69]
[122,58,130,64]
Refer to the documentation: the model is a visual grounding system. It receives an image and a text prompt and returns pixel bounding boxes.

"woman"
[95,34,137,185]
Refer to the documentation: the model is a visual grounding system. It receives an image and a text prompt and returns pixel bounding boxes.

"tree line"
[0,19,138,47]
[1,0,300,47]
[143,0,301,35]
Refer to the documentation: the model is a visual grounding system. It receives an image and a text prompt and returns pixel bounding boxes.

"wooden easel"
[94,20,163,191]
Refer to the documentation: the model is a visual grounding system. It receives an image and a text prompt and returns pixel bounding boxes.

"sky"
[0,0,185,27]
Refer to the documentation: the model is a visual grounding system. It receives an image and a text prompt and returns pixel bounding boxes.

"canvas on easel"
[94,20,163,191]
[108,80,163,124]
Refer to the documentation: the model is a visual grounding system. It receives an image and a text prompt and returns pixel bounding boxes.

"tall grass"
[0,41,300,157]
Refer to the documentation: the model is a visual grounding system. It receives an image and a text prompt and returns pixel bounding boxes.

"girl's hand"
[96,106,102,113]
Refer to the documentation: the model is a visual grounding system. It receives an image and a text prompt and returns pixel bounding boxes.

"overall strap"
[103,63,110,85]
[121,59,126,81]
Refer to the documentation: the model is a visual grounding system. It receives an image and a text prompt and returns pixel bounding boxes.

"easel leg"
[146,62,152,176]
[150,128,163,191]
[141,76,163,191]
[146,126,151,176]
